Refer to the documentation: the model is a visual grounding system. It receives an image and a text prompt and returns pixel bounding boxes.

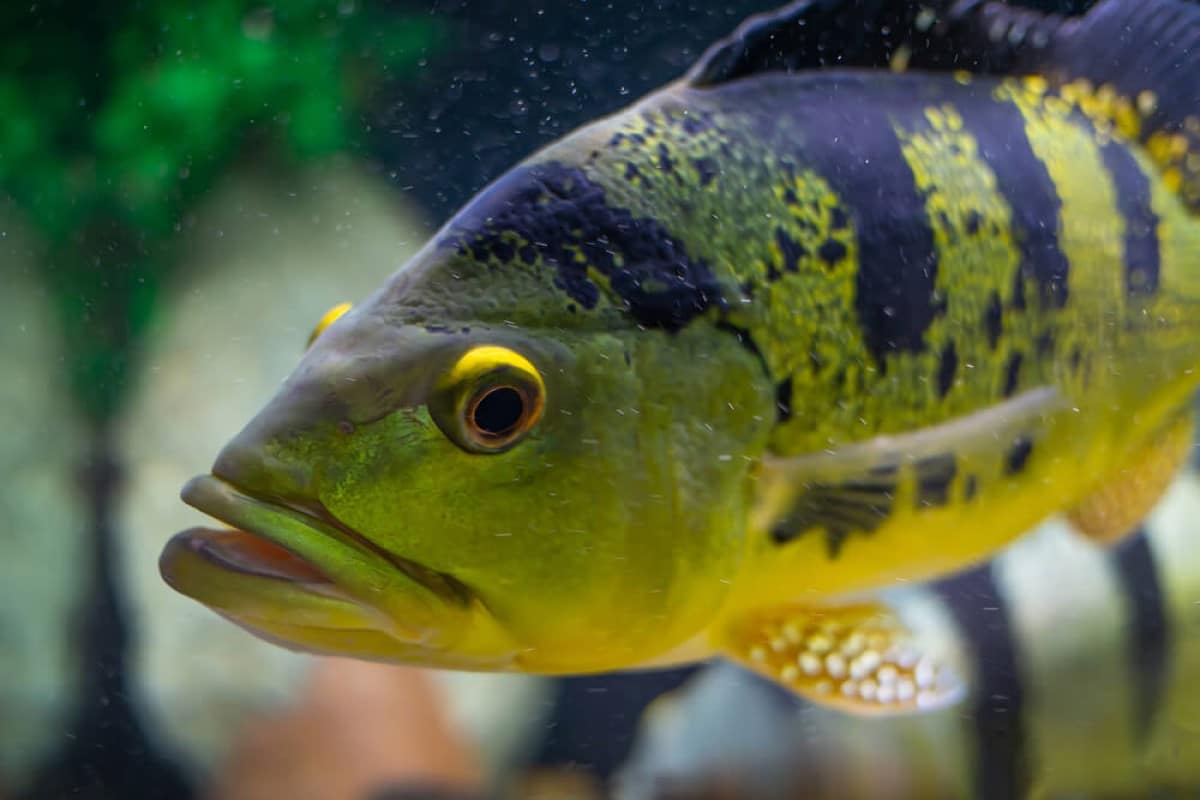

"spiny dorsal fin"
[687,0,1200,210]
[686,0,975,86]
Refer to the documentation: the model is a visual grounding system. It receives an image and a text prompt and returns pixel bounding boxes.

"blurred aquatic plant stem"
[0,1,443,422]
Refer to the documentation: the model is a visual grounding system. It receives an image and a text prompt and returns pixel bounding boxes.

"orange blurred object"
[209,659,483,800]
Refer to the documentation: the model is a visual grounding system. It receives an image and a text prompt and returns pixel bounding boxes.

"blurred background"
[2,1,1195,799]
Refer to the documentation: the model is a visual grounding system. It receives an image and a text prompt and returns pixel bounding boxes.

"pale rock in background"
[0,205,89,789]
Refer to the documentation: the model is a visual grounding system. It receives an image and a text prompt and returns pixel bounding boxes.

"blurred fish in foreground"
[114,157,551,787]
[619,468,1200,799]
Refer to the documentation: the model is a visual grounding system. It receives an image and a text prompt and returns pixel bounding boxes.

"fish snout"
[211,411,317,503]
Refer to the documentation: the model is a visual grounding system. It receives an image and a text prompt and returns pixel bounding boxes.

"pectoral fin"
[758,387,1063,555]
[1067,413,1194,545]
[717,602,964,716]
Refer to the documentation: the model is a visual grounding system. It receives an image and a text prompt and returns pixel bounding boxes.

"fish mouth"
[169,524,334,586]
[171,472,470,604]
[160,475,474,649]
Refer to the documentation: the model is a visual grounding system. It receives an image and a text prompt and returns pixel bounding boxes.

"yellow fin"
[717,602,964,716]
[1068,413,1194,545]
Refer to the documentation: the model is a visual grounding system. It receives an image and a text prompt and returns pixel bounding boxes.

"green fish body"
[162,0,1200,714]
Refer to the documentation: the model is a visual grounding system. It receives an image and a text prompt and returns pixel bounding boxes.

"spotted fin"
[758,387,1062,555]
[1068,412,1195,545]
[687,0,1200,211]
[718,602,964,715]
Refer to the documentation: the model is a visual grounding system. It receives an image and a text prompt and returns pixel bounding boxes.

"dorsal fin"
[687,0,1200,211]
[686,0,974,85]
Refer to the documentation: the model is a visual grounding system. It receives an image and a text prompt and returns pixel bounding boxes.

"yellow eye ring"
[432,346,545,454]
[307,302,353,348]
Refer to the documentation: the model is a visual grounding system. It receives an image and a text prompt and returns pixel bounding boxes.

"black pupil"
[472,386,525,438]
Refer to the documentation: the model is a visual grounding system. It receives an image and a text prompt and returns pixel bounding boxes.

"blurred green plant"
[0,1,443,422]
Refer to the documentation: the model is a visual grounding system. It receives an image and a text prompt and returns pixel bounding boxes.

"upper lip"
[181,474,471,608]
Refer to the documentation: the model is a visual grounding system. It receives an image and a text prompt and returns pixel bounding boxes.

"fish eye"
[432,346,545,454]
[307,302,353,348]
[469,385,529,442]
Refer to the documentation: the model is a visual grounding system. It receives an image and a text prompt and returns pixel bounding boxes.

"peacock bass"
[160,0,1200,716]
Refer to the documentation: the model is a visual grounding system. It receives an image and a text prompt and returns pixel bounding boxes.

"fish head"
[160,156,775,673]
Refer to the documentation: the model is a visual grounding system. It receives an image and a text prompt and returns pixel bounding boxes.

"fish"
[620,468,1200,799]
[159,0,1200,716]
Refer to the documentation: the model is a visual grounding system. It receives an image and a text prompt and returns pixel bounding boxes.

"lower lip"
[175,526,331,584]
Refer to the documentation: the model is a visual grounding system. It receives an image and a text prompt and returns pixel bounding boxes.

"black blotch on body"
[1011,267,1027,312]
[692,156,719,186]
[775,377,793,423]
[1003,351,1023,398]
[965,209,983,236]
[1099,140,1161,295]
[934,567,1031,800]
[657,143,677,175]
[915,452,958,508]
[985,291,1003,350]
[491,238,515,263]
[1004,434,1034,475]
[774,228,807,274]
[937,341,958,398]
[817,238,847,266]
[970,99,1071,310]
[442,162,725,331]
[1111,529,1171,741]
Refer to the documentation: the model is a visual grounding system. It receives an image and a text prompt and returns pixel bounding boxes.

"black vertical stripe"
[794,95,941,368]
[1098,141,1162,296]
[969,94,1071,310]
[1111,528,1171,740]
[934,565,1030,800]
